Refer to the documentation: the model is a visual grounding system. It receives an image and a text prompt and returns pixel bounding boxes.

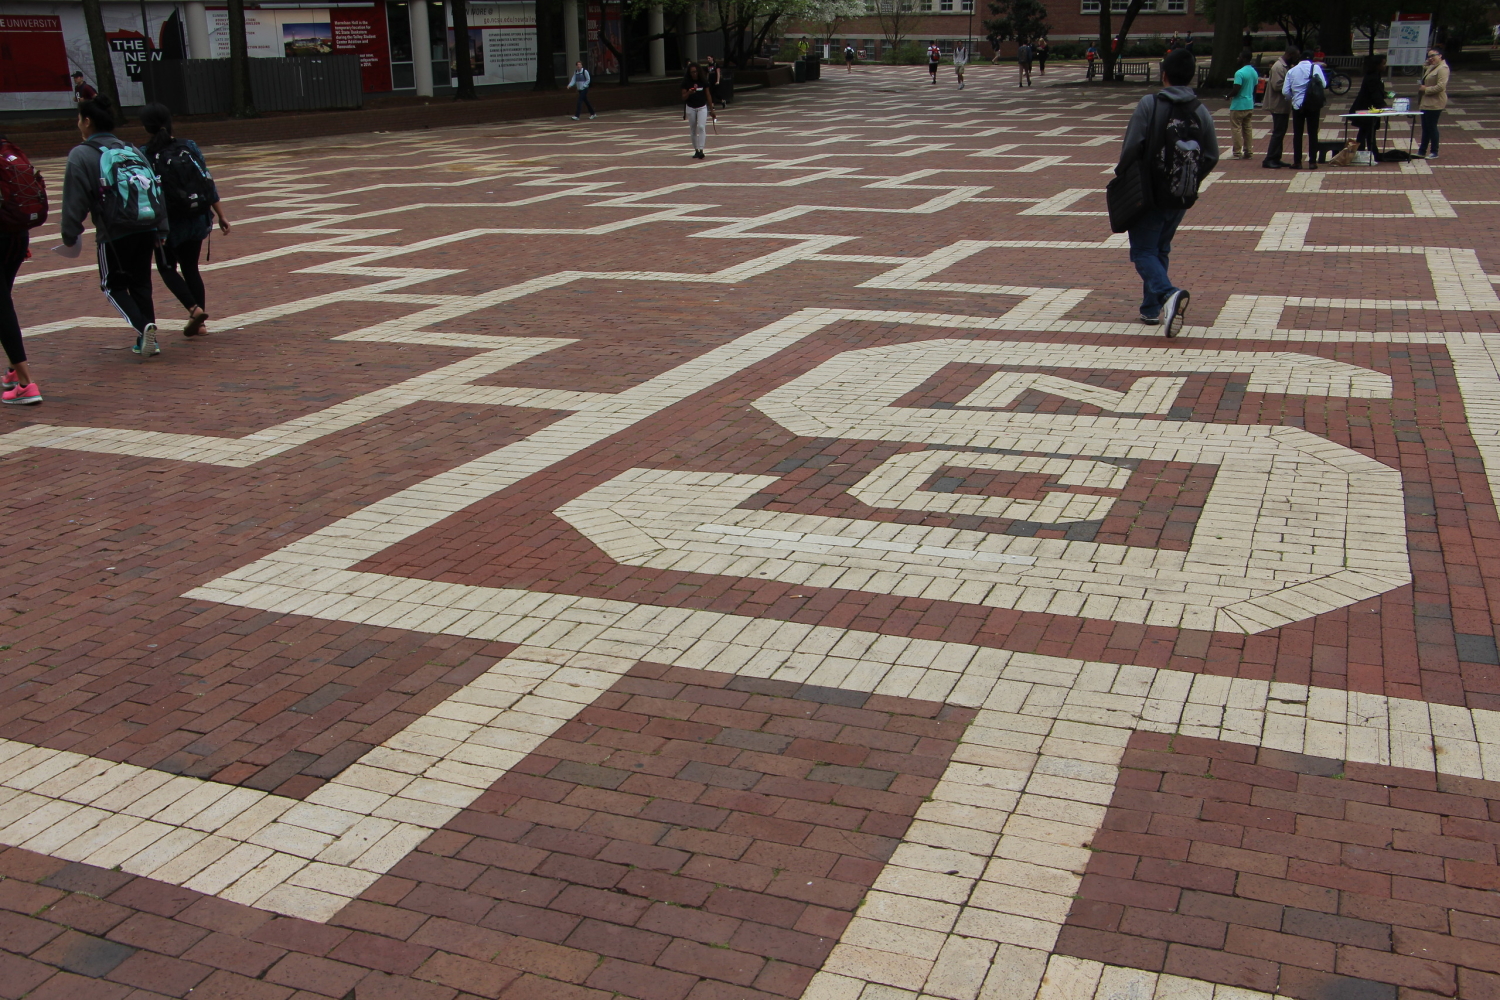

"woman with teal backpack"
[60,94,169,359]
[140,104,230,337]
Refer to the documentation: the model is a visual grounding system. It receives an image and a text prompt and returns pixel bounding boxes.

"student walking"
[928,43,941,84]
[1111,47,1218,337]
[1417,46,1449,158]
[1261,47,1296,168]
[682,63,716,160]
[61,95,169,358]
[1085,43,1099,81]
[71,72,97,105]
[1017,40,1033,87]
[705,56,725,108]
[845,44,855,71]
[0,135,48,404]
[1349,54,1388,153]
[1229,49,1258,158]
[954,45,968,89]
[1035,38,1049,75]
[568,61,596,119]
[1283,50,1327,169]
[139,104,230,338]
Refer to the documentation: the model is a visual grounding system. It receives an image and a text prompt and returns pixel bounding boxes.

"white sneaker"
[589,113,596,119]
[1161,289,1190,339]
[571,115,579,120]
[1426,152,1438,159]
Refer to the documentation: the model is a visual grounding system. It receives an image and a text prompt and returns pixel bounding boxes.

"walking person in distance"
[954,45,968,89]
[845,43,855,71]
[1229,49,1258,159]
[705,56,725,108]
[1110,47,1218,337]
[1035,37,1048,75]
[1261,47,1296,168]
[568,60,596,120]
[60,94,169,358]
[0,133,48,404]
[139,104,230,338]
[928,43,941,84]
[1017,39,1033,87]
[1417,46,1448,159]
[681,62,716,160]
[1282,50,1327,169]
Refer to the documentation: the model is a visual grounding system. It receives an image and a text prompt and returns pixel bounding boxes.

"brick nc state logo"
[557,342,1409,636]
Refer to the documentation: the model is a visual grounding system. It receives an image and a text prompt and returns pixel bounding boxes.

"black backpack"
[1304,67,1326,111]
[150,139,215,217]
[1150,95,1205,211]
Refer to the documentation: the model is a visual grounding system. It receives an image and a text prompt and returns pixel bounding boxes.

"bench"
[1117,59,1153,81]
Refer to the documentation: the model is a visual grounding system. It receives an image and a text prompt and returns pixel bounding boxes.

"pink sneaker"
[2,383,42,405]
[0,370,17,391]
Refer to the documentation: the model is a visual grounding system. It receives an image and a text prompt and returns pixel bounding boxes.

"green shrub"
[883,41,929,64]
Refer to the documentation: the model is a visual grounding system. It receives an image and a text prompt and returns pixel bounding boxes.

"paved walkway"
[4,65,1500,1000]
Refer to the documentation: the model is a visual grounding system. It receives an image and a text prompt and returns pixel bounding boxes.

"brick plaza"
[2,63,1500,1000]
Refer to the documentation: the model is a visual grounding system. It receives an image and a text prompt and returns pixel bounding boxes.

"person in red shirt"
[928,43,941,83]
[72,72,97,105]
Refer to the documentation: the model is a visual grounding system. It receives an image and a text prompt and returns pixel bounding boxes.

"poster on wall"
[453,2,535,85]
[331,7,391,92]
[0,14,70,96]
[207,6,282,58]
[586,0,619,75]
[0,2,183,110]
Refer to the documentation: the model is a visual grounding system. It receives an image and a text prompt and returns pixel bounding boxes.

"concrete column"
[411,0,433,97]
[648,5,665,77]
[563,0,580,69]
[683,4,697,63]
[185,1,211,59]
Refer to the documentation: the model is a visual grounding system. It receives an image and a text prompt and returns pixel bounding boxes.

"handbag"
[1106,158,1152,233]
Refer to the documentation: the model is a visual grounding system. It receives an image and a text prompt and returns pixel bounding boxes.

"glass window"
[940,0,954,10]
[1082,0,1099,10]
[386,1,412,63]
[1165,0,1186,9]
[919,0,933,10]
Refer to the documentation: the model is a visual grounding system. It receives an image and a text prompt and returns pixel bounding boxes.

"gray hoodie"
[1115,85,1220,184]
[60,133,169,246]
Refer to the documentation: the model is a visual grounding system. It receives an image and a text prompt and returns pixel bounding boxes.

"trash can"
[794,59,806,82]
[806,54,821,80]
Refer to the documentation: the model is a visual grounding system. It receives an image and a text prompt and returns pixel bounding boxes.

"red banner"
[0,15,68,93]
[331,6,391,93]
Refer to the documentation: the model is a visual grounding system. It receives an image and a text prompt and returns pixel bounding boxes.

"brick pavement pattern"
[1059,731,1500,999]
[2,63,1500,999]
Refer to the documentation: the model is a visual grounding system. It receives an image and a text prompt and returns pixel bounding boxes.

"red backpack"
[0,140,48,233]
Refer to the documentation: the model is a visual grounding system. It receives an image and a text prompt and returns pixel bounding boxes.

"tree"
[1321,0,1352,54]
[874,0,916,54]
[452,0,477,99]
[1350,0,1397,55]
[985,0,1049,46]
[1245,0,1320,49]
[227,0,254,116]
[805,0,865,48]
[534,0,558,89]
[79,0,119,108]
[707,0,815,67]
[1111,0,1148,77]
[1097,0,1113,82]
[1206,0,1245,86]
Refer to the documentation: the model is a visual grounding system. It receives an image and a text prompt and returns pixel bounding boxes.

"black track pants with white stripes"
[97,231,157,335]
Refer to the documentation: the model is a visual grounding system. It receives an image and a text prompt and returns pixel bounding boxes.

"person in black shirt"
[682,63,717,159]
[72,72,97,104]
[1349,54,1388,153]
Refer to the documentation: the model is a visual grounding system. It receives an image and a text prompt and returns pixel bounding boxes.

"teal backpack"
[88,139,163,237]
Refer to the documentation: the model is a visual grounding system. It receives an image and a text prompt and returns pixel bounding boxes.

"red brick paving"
[1058,730,1500,999]
[0,662,968,998]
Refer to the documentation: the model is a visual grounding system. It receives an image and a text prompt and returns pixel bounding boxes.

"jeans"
[156,238,205,312]
[575,88,595,116]
[1263,112,1288,164]
[687,104,709,150]
[1419,109,1441,154]
[98,231,157,335]
[1128,207,1186,318]
[1291,106,1319,165]
[0,232,26,365]
[1229,109,1254,157]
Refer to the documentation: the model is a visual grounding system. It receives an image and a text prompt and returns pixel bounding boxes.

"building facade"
[788,0,1213,59]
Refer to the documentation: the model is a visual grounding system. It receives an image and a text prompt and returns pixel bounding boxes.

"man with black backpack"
[1112,47,1218,338]
[1283,51,1327,170]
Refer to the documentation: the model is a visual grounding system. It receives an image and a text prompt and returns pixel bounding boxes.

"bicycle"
[1326,69,1351,96]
